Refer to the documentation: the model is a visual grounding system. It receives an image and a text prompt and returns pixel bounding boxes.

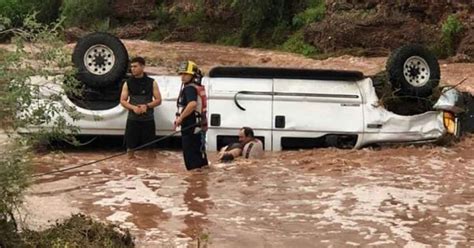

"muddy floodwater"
[25,136,474,247]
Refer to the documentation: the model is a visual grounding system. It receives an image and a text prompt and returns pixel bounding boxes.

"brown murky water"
[26,136,474,247]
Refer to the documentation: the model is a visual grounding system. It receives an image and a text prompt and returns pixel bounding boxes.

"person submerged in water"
[218,127,264,162]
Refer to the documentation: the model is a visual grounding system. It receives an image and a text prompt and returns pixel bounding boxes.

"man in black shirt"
[175,61,209,170]
[120,57,162,159]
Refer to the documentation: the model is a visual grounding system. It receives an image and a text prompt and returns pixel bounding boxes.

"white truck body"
[27,67,455,151]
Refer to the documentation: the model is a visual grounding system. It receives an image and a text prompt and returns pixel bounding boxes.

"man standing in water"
[120,57,162,159]
[175,61,209,170]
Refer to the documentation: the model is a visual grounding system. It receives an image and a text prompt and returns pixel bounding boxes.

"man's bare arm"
[180,101,197,119]
[219,148,242,160]
[227,148,242,158]
[175,100,197,127]
[146,80,162,108]
[120,83,140,112]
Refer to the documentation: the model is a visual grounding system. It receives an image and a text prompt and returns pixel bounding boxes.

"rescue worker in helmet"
[175,61,209,170]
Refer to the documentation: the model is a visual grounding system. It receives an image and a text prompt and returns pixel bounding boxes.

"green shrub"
[92,19,111,33]
[282,30,318,56]
[270,23,292,46]
[216,33,242,46]
[0,0,25,27]
[0,13,134,247]
[439,14,463,57]
[292,0,325,27]
[27,0,62,24]
[146,29,170,42]
[60,0,111,28]
[1,15,81,241]
[227,0,292,46]
[151,5,172,25]
[0,0,61,27]
[142,0,326,49]
[176,4,206,27]
[0,14,136,248]
[223,0,325,47]
[0,144,32,247]
[0,48,9,61]
[21,214,134,248]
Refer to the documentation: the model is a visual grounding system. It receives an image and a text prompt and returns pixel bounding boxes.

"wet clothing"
[178,85,199,135]
[178,82,208,170]
[127,75,154,121]
[225,143,244,152]
[124,74,156,149]
[125,119,156,149]
[181,132,208,170]
[218,142,243,162]
[242,139,264,159]
[220,139,263,162]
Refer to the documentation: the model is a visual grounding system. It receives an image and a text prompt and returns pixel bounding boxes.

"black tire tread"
[386,44,440,97]
[72,32,128,88]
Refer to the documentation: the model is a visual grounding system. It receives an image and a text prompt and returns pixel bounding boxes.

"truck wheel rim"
[83,44,115,75]
[403,56,430,87]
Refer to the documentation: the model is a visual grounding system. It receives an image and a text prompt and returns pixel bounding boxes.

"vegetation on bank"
[20,214,134,248]
[144,0,324,56]
[60,0,112,30]
[439,14,464,58]
[0,1,468,58]
[0,15,136,247]
[0,0,322,56]
[0,0,61,27]
[2,213,134,247]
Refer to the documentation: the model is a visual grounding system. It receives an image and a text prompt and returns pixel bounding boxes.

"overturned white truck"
[28,32,470,151]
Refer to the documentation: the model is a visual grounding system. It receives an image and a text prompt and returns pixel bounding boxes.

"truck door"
[207,77,273,151]
[272,79,364,150]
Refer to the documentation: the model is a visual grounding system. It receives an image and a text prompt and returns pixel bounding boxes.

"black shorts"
[125,119,156,150]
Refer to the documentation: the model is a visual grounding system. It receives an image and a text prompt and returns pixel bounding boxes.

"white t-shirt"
[242,139,264,159]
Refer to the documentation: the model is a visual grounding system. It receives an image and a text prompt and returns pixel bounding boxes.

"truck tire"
[386,44,440,97]
[72,32,128,88]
